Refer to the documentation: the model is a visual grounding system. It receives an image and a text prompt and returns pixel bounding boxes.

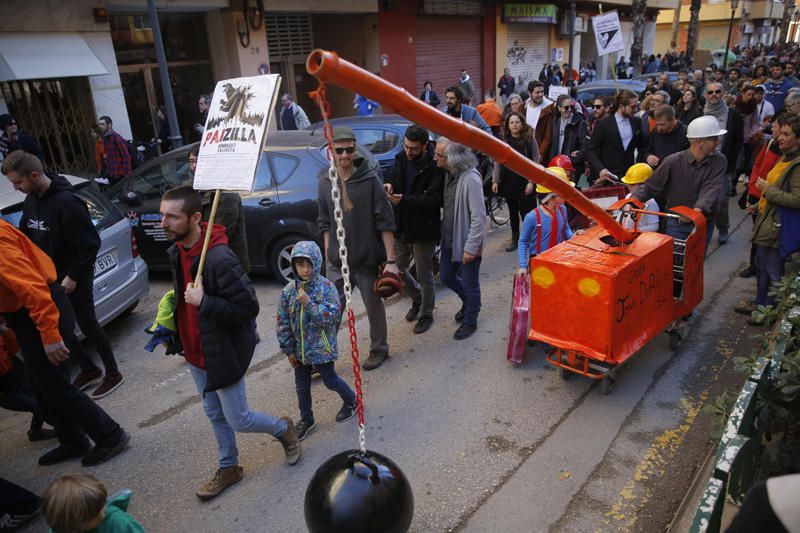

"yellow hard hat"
[621,163,653,185]
[536,166,576,194]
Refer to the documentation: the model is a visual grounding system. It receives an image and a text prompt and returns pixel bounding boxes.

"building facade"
[654,0,785,56]
[494,1,671,86]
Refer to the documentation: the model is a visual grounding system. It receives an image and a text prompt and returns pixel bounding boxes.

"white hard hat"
[686,115,727,139]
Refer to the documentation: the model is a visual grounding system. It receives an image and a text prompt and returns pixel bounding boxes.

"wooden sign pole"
[193,188,222,288]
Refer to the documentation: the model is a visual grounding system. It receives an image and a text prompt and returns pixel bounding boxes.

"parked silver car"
[0,175,149,330]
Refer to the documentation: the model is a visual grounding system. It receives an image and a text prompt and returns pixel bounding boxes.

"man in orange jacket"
[0,220,129,467]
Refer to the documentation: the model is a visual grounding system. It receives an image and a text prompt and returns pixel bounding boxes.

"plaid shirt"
[103,130,131,179]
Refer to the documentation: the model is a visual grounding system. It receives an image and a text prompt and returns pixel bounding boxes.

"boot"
[278,417,301,465]
[505,233,519,253]
[196,466,243,501]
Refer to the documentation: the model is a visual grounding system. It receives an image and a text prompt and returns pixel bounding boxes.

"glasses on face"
[593,103,605,108]
[334,146,356,155]
[560,105,574,110]
[189,158,198,164]
[707,90,722,95]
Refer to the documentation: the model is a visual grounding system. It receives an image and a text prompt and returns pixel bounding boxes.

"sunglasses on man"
[706,89,722,95]
[334,146,356,155]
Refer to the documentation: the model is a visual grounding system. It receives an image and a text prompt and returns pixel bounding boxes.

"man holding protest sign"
[177,75,300,501]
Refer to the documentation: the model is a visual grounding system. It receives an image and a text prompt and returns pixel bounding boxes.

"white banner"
[592,11,624,56]
[548,85,569,100]
[193,74,280,191]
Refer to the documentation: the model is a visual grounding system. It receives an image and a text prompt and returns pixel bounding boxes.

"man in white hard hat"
[632,115,727,250]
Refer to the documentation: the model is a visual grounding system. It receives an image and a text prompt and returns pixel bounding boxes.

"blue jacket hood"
[291,240,323,281]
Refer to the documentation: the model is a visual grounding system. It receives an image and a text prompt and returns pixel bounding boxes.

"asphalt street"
[4,197,759,532]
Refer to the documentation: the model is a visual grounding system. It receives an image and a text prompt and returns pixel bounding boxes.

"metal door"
[1,77,97,175]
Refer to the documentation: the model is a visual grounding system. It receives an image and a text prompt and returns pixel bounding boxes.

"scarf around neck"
[704,99,729,132]
[734,94,757,116]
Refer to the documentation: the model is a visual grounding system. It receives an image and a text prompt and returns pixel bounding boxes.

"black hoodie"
[20,173,101,282]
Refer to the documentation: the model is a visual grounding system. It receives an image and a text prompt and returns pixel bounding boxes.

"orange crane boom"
[306,49,635,245]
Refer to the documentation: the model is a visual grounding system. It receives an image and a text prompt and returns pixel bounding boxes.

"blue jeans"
[439,246,482,326]
[294,361,356,424]
[754,244,784,306]
[189,365,287,469]
[665,216,714,253]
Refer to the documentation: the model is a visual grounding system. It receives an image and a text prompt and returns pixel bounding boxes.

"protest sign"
[592,11,624,56]
[193,74,280,191]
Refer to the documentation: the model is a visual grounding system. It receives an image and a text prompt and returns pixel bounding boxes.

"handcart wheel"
[600,376,615,395]
[558,367,571,380]
[668,330,682,351]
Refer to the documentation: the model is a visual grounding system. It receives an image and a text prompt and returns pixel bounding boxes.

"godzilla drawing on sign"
[206,82,266,129]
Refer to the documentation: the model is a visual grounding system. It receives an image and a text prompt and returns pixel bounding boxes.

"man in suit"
[586,90,646,184]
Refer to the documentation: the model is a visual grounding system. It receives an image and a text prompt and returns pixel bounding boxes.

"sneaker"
[718,230,729,244]
[294,419,316,441]
[95,177,110,185]
[335,402,357,422]
[90,371,124,400]
[405,301,421,322]
[2,505,40,530]
[454,305,466,323]
[362,351,388,371]
[72,368,103,391]
[27,428,57,442]
[454,323,477,340]
[413,316,433,334]
[735,302,756,315]
[739,265,756,278]
[196,466,243,501]
[278,416,301,465]
[505,239,519,253]
[81,431,130,466]
[38,443,90,466]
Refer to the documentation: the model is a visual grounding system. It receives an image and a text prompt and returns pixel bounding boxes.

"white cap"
[686,115,727,139]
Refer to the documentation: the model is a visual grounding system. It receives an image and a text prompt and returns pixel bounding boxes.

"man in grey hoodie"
[317,127,399,370]
[434,137,487,340]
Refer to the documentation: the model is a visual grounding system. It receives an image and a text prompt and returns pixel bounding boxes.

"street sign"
[193,74,280,192]
[592,11,625,56]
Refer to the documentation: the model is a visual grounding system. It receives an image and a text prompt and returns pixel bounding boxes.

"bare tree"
[670,0,682,50]
[685,0,702,67]
[631,0,648,67]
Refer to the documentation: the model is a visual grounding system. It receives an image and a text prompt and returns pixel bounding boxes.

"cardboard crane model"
[306,49,706,385]
[302,49,706,531]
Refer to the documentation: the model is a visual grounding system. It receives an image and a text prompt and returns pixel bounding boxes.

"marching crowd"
[3,41,800,531]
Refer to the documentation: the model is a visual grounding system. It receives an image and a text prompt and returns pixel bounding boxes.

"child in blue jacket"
[277,241,357,441]
[517,167,578,274]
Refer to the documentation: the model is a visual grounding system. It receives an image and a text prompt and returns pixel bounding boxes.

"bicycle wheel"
[488,196,510,226]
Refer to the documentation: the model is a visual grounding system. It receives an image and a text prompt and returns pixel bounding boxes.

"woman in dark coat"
[419,81,440,107]
[491,111,541,252]
[676,86,703,125]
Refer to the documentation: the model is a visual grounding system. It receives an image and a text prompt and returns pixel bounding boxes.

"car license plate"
[94,251,117,277]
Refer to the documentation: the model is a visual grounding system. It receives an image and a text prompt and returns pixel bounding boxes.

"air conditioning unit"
[556,13,587,36]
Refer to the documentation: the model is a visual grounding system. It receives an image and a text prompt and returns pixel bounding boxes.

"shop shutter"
[415,16,483,101]
[266,13,313,57]
[505,23,550,91]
